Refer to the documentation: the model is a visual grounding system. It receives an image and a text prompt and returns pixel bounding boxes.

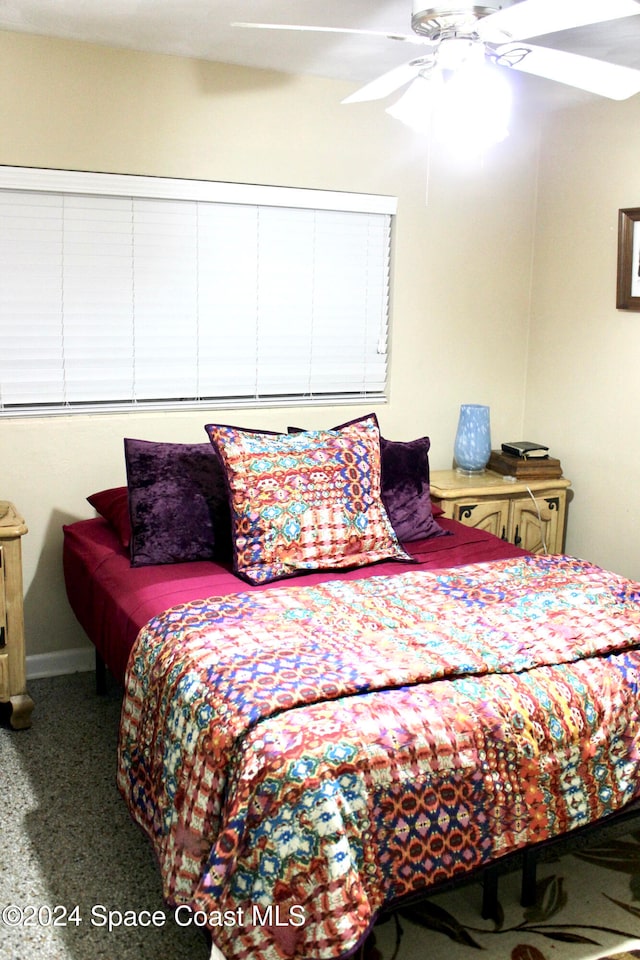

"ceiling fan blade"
[497,42,640,99]
[231,22,423,45]
[477,0,640,43]
[342,60,427,104]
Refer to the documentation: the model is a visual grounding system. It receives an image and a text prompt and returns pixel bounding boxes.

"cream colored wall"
[0,31,540,663]
[525,97,640,581]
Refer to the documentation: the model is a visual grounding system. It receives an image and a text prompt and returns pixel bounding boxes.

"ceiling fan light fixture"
[386,55,511,156]
[434,60,512,154]
[436,36,485,72]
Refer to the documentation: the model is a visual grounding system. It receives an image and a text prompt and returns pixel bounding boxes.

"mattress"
[63,516,528,686]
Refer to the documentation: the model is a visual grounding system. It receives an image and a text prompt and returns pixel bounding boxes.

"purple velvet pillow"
[124,438,231,567]
[379,436,447,543]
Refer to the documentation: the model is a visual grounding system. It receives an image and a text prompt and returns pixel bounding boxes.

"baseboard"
[26,647,94,680]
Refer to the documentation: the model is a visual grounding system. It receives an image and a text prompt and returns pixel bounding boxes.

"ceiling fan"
[233,0,640,104]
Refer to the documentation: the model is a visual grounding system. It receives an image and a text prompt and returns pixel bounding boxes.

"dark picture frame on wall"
[617,207,640,311]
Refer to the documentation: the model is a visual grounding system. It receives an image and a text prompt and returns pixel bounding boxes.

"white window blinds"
[0,168,395,416]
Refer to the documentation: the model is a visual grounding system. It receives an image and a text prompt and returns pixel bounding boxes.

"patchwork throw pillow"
[124,438,231,567]
[87,486,131,549]
[380,436,448,542]
[288,423,447,543]
[205,414,410,585]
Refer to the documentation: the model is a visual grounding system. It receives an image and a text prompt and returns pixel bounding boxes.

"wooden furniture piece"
[0,502,34,729]
[430,469,571,555]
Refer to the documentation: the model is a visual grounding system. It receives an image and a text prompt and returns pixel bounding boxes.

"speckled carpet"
[2,672,640,960]
[0,672,209,960]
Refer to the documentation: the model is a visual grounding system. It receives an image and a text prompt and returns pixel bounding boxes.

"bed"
[62,415,640,960]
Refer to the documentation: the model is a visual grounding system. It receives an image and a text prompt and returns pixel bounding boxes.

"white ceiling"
[1,0,640,109]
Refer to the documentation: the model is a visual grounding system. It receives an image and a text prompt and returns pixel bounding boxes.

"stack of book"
[488,441,563,479]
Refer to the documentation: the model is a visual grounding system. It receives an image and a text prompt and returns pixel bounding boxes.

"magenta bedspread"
[117,554,640,960]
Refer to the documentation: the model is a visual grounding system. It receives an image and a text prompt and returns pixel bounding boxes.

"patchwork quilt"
[116,555,640,960]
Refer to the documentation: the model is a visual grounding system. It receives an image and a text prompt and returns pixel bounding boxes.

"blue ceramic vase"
[454,404,491,474]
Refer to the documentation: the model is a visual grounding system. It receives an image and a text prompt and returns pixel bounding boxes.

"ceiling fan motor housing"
[411,0,518,38]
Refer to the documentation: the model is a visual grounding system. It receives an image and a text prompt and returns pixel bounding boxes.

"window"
[0,167,395,416]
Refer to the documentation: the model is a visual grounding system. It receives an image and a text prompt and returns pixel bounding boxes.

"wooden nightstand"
[0,502,34,729]
[430,470,571,555]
